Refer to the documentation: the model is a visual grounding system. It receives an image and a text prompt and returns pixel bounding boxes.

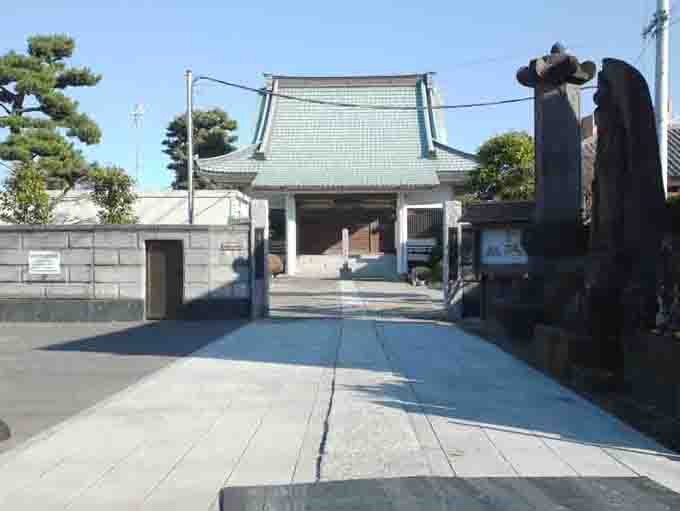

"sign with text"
[28,251,61,275]
[220,241,242,251]
[481,229,528,265]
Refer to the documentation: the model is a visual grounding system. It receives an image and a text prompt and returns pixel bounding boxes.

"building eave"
[251,184,440,192]
[268,73,434,88]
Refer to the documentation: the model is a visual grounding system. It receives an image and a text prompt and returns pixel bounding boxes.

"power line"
[195,75,596,112]
[636,36,654,65]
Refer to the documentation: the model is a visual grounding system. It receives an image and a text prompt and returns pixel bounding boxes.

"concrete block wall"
[176,228,251,302]
[0,224,253,320]
[0,230,98,300]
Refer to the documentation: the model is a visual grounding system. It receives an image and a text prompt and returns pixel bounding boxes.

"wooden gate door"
[146,240,183,319]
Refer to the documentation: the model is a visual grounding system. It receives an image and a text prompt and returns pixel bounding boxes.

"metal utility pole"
[657,0,670,198]
[131,103,144,186]
[645,0,671,197]
[186,69,194,224]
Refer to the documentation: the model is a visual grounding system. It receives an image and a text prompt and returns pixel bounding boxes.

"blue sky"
[1,1,675,189]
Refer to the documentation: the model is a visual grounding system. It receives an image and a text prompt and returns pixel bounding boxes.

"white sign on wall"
[481,229,528,265]
[28,251,61,275]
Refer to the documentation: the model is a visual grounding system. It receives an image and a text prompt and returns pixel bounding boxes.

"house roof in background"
[198,73,478,190]
[669,119,680,178]
[582,119,680,183]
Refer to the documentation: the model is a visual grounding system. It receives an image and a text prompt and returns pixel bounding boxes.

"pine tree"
[162,108,237,189]
[0,34,101,190]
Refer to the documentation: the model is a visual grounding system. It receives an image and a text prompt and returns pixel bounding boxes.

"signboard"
[481,229,528,265]
[220,241,242,251]
[28,251,61,275]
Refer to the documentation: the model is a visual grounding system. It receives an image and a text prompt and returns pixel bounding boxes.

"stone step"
[295,254,398,280]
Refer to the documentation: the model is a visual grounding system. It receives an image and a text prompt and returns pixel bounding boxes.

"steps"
[295,254,399,280]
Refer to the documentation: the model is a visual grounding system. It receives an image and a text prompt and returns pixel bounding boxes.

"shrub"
[432,260,443,282]
[412,265,432,282]
[88,165,137,224]
[0,164,54,224]
[429,244,443,267]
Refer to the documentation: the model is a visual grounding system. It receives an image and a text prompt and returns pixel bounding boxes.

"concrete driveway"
[0,278,679,509]
[0,321,244,455]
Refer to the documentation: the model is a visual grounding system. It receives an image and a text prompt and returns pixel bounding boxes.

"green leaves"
[0,130,89,190]
[27,34,75,62]
[0,34,102,191]
[65,112,101,145]
[55,67,101,89]
[87,165,137,224]
[0,164,54,224]
[162,108,238,190]
[465,131,535,201]
[38,91,76,120]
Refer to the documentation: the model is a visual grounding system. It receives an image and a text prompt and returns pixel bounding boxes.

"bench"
[407,239,437,263]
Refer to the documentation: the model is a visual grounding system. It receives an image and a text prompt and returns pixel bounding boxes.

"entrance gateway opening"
[145,240,183,319]
[296,194,396,256]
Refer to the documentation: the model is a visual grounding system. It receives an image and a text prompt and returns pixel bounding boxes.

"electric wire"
[195,76,596,112]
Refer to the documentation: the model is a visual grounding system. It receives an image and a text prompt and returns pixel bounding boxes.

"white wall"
[250,191,286,210]
[403,186,455,209]
[14,190,252,225]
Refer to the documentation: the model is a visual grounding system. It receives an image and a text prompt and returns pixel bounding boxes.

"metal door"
[146,240,183,319]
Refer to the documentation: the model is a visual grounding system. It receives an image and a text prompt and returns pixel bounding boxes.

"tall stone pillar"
[534,82,583,228]
[517,43,595,297]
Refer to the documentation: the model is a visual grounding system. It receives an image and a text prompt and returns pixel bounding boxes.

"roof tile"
[198,75,477,189]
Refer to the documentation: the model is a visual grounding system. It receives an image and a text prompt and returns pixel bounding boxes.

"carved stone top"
[517,43,596,88]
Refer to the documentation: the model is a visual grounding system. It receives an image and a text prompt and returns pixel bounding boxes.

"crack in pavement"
[314,281,347,483]
[315,323,342,483]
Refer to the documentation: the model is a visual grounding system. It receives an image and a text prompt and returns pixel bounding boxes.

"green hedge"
[428,244,443,271]
[432,260,443,282]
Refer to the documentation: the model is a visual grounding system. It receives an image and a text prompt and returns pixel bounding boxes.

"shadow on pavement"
[34,282,680,469]
[219,476,680,510]
[40,320,246,357]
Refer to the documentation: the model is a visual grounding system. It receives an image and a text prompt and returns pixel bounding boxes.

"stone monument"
[585,58,666,371]
[515,43,596,320]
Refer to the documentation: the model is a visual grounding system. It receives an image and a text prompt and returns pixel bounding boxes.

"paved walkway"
[0,321,243,455]
[0,279,679,509]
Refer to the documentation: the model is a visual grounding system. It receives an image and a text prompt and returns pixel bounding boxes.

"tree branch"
[0,104,10,115]
[16,107,43,115]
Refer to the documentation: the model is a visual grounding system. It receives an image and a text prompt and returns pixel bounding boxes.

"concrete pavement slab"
[0,277,678,509]
[0,321,243,454]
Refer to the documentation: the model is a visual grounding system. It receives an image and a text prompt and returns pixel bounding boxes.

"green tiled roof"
[198,74,478,190]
